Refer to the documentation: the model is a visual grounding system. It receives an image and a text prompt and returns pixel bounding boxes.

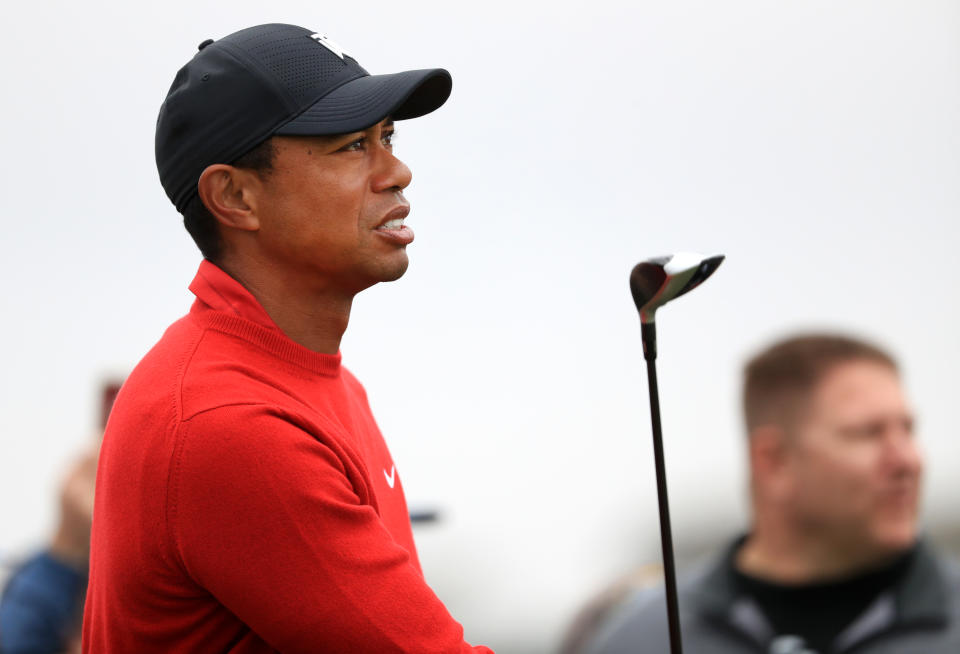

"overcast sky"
[1,1,958,651]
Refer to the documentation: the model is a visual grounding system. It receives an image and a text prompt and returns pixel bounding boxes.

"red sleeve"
[168,405,493,654]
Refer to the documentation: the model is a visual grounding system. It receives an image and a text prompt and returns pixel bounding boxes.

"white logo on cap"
[309,33,349,60]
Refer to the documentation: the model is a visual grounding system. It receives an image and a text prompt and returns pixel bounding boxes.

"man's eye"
[844,422,886,440]
[342,138,366,152]
[381,131,396,148]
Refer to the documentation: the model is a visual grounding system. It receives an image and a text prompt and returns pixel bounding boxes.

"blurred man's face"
[784,360,922,559]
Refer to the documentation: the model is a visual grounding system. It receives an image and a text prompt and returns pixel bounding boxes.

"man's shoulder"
[111,311,304,440]
[928,545,960,608]
[628,557,725,620]
[935,546,960,579]
[581,556,733,654]
[133,311,199,363]
[176,318,318,421]
[108,313,200,421]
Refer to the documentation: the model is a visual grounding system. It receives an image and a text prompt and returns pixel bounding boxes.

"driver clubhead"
[630,252,725,323]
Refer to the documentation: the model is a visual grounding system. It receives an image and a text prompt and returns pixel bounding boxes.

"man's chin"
[379,255,410,282]
[872,522,920,556]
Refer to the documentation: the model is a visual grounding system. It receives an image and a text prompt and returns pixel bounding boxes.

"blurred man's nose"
[883,424,923,478]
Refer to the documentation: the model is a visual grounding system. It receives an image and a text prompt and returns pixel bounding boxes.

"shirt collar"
[188,259,278,331]
[186,259,342,376]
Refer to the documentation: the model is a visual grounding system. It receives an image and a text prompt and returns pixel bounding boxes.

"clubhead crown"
[630,252,724,323]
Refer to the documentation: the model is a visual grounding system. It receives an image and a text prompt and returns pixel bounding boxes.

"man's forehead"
[809,359,907,418]
[816,359,901,394]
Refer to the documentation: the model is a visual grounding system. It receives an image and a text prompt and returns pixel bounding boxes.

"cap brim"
[274,68,452,136]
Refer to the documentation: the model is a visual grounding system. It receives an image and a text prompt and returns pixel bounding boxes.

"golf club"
[629,252,724,654]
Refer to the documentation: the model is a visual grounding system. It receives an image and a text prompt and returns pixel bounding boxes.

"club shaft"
[644,355,684,654]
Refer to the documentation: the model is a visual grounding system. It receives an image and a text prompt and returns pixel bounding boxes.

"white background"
[1,1,958,652]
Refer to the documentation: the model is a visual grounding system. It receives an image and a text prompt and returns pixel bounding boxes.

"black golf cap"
[156,23,452,212]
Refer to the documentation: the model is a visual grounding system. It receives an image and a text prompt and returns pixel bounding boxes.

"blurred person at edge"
[81,23,492,654]
[576,334,960,654]
[0,381,120,654]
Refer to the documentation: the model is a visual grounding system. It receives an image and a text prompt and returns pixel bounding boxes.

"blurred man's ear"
[749,425,793,501]
[197,164,262,233]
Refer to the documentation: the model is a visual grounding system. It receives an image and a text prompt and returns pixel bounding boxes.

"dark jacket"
[586,539,960,654]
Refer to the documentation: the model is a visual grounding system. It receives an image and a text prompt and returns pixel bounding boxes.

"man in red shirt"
[83,23,492,653]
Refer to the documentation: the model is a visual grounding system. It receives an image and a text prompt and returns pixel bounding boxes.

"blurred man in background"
[582,334,960,654]
[0,381,119,654]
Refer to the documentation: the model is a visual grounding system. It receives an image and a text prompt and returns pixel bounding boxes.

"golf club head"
[630,252,725,323]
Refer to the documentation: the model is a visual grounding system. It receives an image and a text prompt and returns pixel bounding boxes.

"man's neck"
[216,257,354,354]
[736,527,905,585]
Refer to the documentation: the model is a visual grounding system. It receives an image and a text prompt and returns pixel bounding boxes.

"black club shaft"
[642,321,683,654]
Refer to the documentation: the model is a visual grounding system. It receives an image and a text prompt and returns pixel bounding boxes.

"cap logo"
[309,33,349,60]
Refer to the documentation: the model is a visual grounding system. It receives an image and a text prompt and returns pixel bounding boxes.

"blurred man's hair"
[743,333,898,433]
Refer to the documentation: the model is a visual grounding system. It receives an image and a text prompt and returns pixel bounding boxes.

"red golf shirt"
[82,261,491,653]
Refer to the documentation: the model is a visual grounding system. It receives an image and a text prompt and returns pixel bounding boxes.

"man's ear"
[749,424,793,500]
[196,164,262,232]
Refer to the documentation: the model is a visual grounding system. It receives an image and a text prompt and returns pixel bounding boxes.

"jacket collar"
[691,536,949,651]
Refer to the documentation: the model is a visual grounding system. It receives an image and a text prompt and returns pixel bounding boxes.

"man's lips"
[879,483,919,510]
[376,205,410,229]
[374,205,414,245]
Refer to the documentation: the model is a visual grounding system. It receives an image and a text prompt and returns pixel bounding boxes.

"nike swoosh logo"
[383,465,396,489]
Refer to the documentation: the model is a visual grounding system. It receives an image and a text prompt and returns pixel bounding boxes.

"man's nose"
[884,429,923,477]
[372,148,412,193]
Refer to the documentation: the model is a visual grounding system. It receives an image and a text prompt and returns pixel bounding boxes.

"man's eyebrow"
[316,119,393,143]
